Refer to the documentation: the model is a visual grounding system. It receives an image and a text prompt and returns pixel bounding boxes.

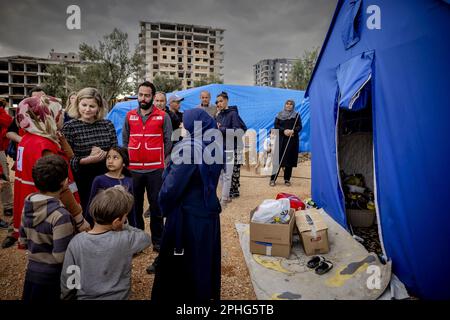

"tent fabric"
[336,50,373,110]
[107,84,310,152]
[306,0,450,299]
[341,0,363,49]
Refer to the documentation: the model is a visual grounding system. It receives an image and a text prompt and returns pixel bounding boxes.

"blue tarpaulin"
[306,0,450,299]
[106,84,310,152]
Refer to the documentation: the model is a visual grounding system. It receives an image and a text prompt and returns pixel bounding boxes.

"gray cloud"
[0,0,336,85]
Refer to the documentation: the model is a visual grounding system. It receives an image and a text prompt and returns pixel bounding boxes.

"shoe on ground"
[0,219,9,230]
[143,210,150,218]
[284,180,291,186]
[315,260,333,275]
[3,208,12,217]
[1,236,17,249]
[269,180,276,187]
[153,244,161,253]
[146,257,159,274]
[146,263,156,274]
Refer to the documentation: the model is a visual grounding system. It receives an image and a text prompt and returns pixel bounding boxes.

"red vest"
[126,108,165,170]
[13,133,80,234]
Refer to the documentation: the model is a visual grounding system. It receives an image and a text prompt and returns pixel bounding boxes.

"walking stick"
[272,113,300,183]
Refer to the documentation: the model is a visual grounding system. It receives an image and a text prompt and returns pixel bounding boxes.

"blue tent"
[107,84,310,151]
[306,0,450,299]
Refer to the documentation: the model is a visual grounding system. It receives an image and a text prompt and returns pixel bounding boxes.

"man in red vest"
[123,81,172,255]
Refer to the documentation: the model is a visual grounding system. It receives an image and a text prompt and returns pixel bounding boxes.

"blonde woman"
[64,91,78,123]
[62,88,117,225]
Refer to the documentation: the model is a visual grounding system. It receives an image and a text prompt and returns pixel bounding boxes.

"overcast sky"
[0,0,336,85]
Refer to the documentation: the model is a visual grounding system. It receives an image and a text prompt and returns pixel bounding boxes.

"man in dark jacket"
[166,94,184,149]
[215,92,247,206]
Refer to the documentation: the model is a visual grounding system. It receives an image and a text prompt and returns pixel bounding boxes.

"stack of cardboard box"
[249,207,330,258]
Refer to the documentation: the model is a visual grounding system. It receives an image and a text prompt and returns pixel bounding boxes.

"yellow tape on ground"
[253,254,293,274]
[325,263,369,287]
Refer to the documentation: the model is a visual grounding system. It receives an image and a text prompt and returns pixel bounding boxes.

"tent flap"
[341,0,362,49]
[337,50,374,111]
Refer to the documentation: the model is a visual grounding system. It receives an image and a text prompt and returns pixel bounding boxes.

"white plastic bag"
[251,198,291,224]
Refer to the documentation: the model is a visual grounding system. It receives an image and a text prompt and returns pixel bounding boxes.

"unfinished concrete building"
[138,21,225,90]
[253,58,299,88]
[0,52,80,106]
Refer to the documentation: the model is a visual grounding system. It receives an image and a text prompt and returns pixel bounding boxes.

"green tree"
[130,44,145,94]
[193,74,223,87]
[42,63,78,104]
[77,28,142,107]
[286,47,320,90]
[153,75,182,93]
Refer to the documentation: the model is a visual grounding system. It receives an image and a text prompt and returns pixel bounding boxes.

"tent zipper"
[372,145,388,259]
[335,106,350,230]
[348,74,372,110]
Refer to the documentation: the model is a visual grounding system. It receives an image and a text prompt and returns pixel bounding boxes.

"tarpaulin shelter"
[107,84,310,151]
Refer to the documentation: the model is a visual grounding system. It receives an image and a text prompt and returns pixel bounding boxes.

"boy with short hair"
[60,186,151,300]
[19,154,75,301]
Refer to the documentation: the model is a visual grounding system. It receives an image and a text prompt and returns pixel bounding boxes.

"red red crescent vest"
[13,133,80,235]
[126,108,165,170]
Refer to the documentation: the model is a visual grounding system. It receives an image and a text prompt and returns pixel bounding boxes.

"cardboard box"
[249,209,295,258]
[295,209,330,256]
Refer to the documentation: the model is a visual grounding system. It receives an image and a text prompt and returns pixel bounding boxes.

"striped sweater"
[19,193,75,277]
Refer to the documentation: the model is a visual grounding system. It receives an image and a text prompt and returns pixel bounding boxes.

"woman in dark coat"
[270,99,302,186]
[152,109,223,301]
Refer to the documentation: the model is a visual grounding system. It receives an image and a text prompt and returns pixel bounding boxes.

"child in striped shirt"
[19,154,75,301]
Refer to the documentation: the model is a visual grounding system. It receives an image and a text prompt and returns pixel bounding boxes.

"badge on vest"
[154,116,163,120]
[130,115,140,121]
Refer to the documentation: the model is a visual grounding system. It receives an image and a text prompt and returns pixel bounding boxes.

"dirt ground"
[0,160,311,300]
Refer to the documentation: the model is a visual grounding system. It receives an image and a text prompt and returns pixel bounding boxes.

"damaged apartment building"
[0,51,80,107]
[138,21,225,90]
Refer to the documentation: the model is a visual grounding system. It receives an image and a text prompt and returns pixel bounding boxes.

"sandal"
[306,255,325,269]
[315,260,333,275]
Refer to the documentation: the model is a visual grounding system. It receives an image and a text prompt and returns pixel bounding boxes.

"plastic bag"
[276,193,305,210]
[251,198,291,224]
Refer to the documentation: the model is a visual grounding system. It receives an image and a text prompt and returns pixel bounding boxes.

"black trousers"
[271,166,293,182]
[131,170,164,246]
[22,270,61,302]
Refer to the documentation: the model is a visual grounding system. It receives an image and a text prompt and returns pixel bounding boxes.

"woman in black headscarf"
[270,99,302,186]
[152,108,223,301]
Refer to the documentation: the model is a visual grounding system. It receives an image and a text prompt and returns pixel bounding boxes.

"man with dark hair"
[28,86,45,98]
[19,154,74,302]
[122,81,172,263]
[166,94,184,149]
